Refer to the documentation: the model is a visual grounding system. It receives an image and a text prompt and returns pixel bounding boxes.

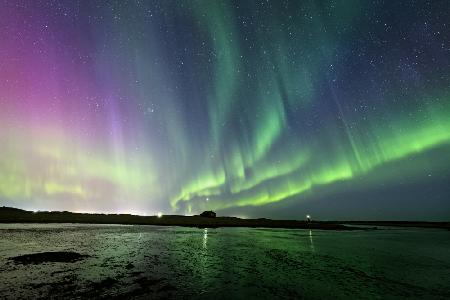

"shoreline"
[1,207,449,230]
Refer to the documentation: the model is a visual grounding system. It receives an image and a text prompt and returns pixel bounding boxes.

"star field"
[0,0,449,219]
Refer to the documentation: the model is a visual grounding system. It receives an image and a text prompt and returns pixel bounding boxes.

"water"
[0,224,449,299]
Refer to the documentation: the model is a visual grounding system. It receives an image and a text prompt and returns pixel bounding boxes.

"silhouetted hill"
[1,206,448,229]
[0,206,29,213]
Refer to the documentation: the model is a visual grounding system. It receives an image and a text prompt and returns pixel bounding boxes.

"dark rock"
[126,262,134,270]
[10,251,89,264]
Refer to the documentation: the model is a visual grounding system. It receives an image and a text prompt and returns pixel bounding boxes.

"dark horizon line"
[1,206,449,228]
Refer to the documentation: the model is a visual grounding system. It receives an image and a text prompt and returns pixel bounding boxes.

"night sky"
[1,0,449,220]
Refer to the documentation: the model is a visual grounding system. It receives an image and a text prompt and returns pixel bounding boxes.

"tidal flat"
[0,224,449,299]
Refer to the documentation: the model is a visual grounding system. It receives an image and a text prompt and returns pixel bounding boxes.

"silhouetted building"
[200,211,216,218]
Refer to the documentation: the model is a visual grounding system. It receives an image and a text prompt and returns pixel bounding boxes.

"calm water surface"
[0,224,449,299]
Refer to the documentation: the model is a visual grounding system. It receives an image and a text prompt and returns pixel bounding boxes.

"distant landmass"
[0,206,448,230]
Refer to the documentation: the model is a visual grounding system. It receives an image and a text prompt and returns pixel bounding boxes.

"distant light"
[206,197,209,202]
[306,214,310,219]
[157,212,163,218]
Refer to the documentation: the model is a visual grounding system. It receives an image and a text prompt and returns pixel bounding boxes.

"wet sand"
[1,224,449,299]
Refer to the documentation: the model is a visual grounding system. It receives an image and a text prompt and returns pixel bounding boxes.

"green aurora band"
[0,1,449,218]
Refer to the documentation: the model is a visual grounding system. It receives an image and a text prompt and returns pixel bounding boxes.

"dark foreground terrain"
[1,206,449,230]
[0,206,354,230]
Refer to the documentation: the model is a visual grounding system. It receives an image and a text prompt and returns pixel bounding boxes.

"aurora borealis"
[1,0,449,219]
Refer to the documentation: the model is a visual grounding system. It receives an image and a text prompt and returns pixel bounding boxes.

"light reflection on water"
[0,224,449,299]
[309,230,315,252]
[203,228,208,250]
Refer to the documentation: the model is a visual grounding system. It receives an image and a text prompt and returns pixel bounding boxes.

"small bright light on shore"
[306,214,310,219]
[157,212,163,218]
[206,197,209,202]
